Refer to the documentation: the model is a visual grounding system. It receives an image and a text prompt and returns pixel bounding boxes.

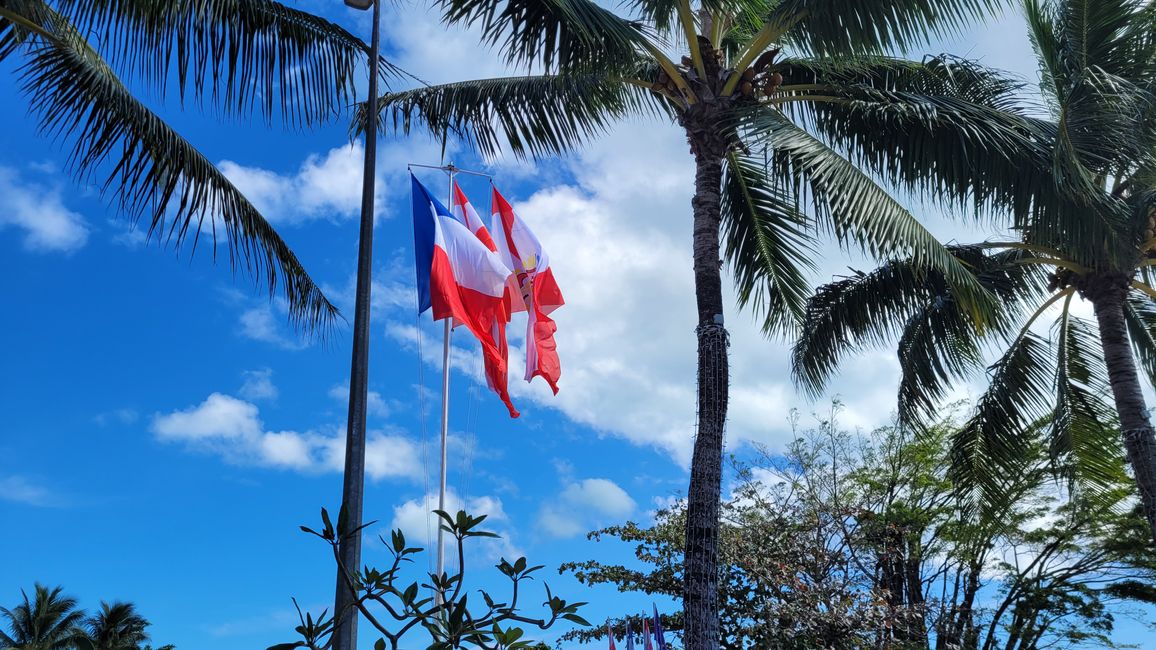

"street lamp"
[333,1,379,649]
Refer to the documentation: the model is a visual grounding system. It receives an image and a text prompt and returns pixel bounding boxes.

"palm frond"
[51,0,388,127]
[740,106,997,324]
[777,55,1058,224]
[366,74,658,159]
[721,151,816,337]
[434,0,648,74]
[792,258,939,398]
[17,7,337,335]
[952,331,1055,508]
[1050,296,1124,494]
[761,0,1009,56]
[1124,290,1156,389]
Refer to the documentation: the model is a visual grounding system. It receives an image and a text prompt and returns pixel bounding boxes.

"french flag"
[412,175,519,418]
[491,187,564,394]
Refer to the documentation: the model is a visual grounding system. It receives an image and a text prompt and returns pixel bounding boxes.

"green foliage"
[560,411,1156,649]
[0,586,169,650]
[276,509,587,650]
[0,0,383,335]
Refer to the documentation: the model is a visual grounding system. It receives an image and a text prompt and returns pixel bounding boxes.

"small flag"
[625,621,635,650]
[641,618,653,650]
[607,622,616,650]
[451,181,498,252]
[491,186,564,393]
[412,175,518,417]
[652,605,667,650]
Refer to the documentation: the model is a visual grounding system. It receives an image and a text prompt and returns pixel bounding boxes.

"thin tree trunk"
[1091,283,1156,543]
[682,129,728,650]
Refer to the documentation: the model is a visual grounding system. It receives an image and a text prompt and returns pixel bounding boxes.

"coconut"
[741,81,754,96]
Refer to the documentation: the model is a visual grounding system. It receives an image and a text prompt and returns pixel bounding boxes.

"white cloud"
[151,393,421,479]
[239,368,279,402]
[0,475,56,507]
[220,144,366,225]
[0,166,89,252]
[390,488,517,563]
[538,477,636,538]
[237,301,308,350]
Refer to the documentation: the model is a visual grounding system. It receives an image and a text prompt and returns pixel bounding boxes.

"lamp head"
[344,0,374,9]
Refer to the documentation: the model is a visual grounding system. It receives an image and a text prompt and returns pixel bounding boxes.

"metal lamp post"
[333,0,380,649]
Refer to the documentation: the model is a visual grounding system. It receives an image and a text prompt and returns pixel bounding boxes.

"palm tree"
[82,602,149,650]
[364,1,1045,645]
[792,0,1156,544]
[0,584,85,650]
[0,0,394,332]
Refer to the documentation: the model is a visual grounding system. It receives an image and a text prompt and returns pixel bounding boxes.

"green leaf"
[11,7,339,335]
[367,74,656,160]
[721,151,817,337]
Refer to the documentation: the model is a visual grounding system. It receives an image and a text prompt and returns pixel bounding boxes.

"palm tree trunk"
[1090,280,1156,543]
[682,124,729,650]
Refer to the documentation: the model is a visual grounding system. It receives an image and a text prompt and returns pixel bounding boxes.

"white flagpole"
[435,166,456,593]
[405,161,493,604]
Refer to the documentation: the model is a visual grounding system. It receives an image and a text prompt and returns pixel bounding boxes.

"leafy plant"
[271,509,588,650]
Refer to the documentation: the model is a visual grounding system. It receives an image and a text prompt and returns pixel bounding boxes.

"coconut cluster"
[737,48,783,99]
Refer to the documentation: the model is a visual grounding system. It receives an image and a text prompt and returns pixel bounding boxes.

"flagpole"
[405,161,494,602]
[435,165,456,596]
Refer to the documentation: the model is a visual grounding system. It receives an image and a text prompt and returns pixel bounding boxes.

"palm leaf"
[1123,290,1156,389]
[365,74,657,159]
[740,106,997,324]
[434,0,648,73]
[778,55,1059,225]
[50,0,390,127]
[17,7,337,334]
[762,0,1009,56]
[1050,298,1124,494]
[792,258,938,398]
[952,330,1055,508]
[720,151,816,337]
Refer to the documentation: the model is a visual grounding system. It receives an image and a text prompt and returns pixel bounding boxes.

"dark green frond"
[628,0,765,35]
[367,74,655,159]
[792,258,937,398]
[741,106,997,324]
[721,151,816,338]
[434,0,648,73]
[52,0,387,127]
[1124,291,1156,389]
[952,331,1055,508]
[762,0,1009,56]
[1050,299,1124,493]
[18,8,337,335]
[778,55,1057,224]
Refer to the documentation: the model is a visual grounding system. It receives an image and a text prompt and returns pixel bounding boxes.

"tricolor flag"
[641,619,653,650]
[491,186,564,393]
[412,175,519,417]
[607,622,616,650]
[652,606,667,650]
[625,621,635,650]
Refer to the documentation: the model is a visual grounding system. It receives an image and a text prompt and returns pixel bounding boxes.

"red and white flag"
[413,175,519,417]
[451,181,498,252]
[491,187,564,393]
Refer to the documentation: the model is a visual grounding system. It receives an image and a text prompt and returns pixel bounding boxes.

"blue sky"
[1,1,1152,649]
